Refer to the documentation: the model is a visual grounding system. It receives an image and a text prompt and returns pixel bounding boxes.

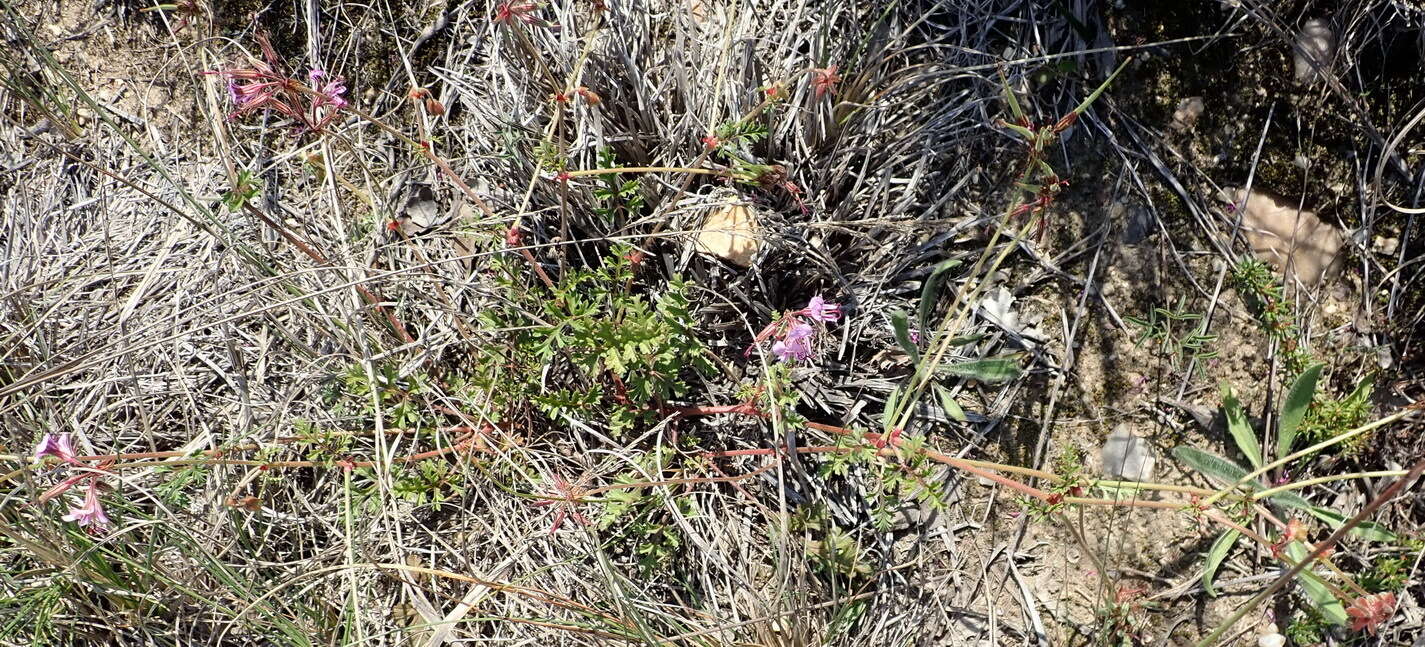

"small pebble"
[1294,19,1336,83]
[1170,96,1204,132]
[1101,423,1155,482]
[1373,236,1400,256]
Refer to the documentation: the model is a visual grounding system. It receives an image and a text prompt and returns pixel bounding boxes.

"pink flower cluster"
[205,37,348,133]
[493,1,558,29]
[32,433,112,534]
[1348,592,1397,635]
[747,295,842,362]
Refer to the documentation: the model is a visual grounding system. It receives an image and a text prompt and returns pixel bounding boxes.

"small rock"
[1258,623,1286,647]
[693,200,761,267]
[1101,423,1155,482]
[1227,188,1345,287]
[1294,19,1336,83]
[1373,236,1400,256]
[1169,96,1204,132]
[1377,344,1393,369]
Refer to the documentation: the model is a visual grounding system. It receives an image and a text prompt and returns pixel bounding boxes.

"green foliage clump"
[323,363,432,430]
[820,429,948,532]
[790,505,870,580]
[598,450,694,574]
[1285,606,1327,645]
[1231,259,1310,372]
[1361,555,1409,593]
[1124,300,1218,371]
[390,460,464,506]
[1299,377,1373,455]
[592,147,645,226]
[473,247,713,435]
[1021,446,1088,519]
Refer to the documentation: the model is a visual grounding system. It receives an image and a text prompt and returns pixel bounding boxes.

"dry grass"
[1,0,1423,645]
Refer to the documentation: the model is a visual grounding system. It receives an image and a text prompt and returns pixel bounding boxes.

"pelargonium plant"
[204,33,348,134]
[32,433,114,535]
[747,295,842,362]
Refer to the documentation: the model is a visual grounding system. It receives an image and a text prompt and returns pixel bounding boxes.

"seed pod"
[424,97,445,115]
[576,86,601,105]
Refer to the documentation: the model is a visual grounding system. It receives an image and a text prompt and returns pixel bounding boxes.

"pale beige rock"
[1170,96,1204,131]
[1294,19,1335,83]
[1258,624,1286,647]
[1229,188,1344,287]
[694,203,761,267]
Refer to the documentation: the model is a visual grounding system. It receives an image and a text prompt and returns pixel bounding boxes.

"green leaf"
[947,333,987,347]
[998,67,1026,120]
[1171,446,1253,487]
[933,384,966,422]
[1267,488,1313,512]
[918,259,961,333]
[1285,541,1348,625]
[883,383,904,433]
[1001,121,1035,140]
[1221,384,1262,469]
[1278,363,1323,457]
[1203,529,1240,597]
[1305,506,1399,543]
[890,310,920,364]
[937,356,1020,384]
[1069,58,1132,117]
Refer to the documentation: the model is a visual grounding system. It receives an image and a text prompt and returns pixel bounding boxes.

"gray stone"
[1101,423,1155,482]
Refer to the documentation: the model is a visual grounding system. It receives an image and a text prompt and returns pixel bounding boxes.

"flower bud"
[576,86,601,105]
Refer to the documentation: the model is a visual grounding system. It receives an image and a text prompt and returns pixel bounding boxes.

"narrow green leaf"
[1221,384,1262,469]
[1001,121,1034,140]
[937,356,1020,384]
[947,333,987,347]
[1267,489,1313,512]
[890,310,920,364]
[1305,506,1399,543]
[1173,447,1312,509]
[1203,529,1240,597]
[917,259,960,333]
[883,383,903,434]
[998,67,1025,120]
[933,384,966,422]
[1171,446,1253,487]
[1070,57,1132,116]
[1285,542,1348,625]
[1278,363,1323,457]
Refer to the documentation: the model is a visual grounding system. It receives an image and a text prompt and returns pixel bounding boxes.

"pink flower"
[307,68,348,110]
[801,295,840,322]
[772,336,812,362]
[494,1,557,28]
[33,433,78,465]
[785,320,814,341]
[811,65,841,100]
[1347,592,1396,635]
[204,61,347,132]
[62,482,111,534]
[771,320,816,361]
